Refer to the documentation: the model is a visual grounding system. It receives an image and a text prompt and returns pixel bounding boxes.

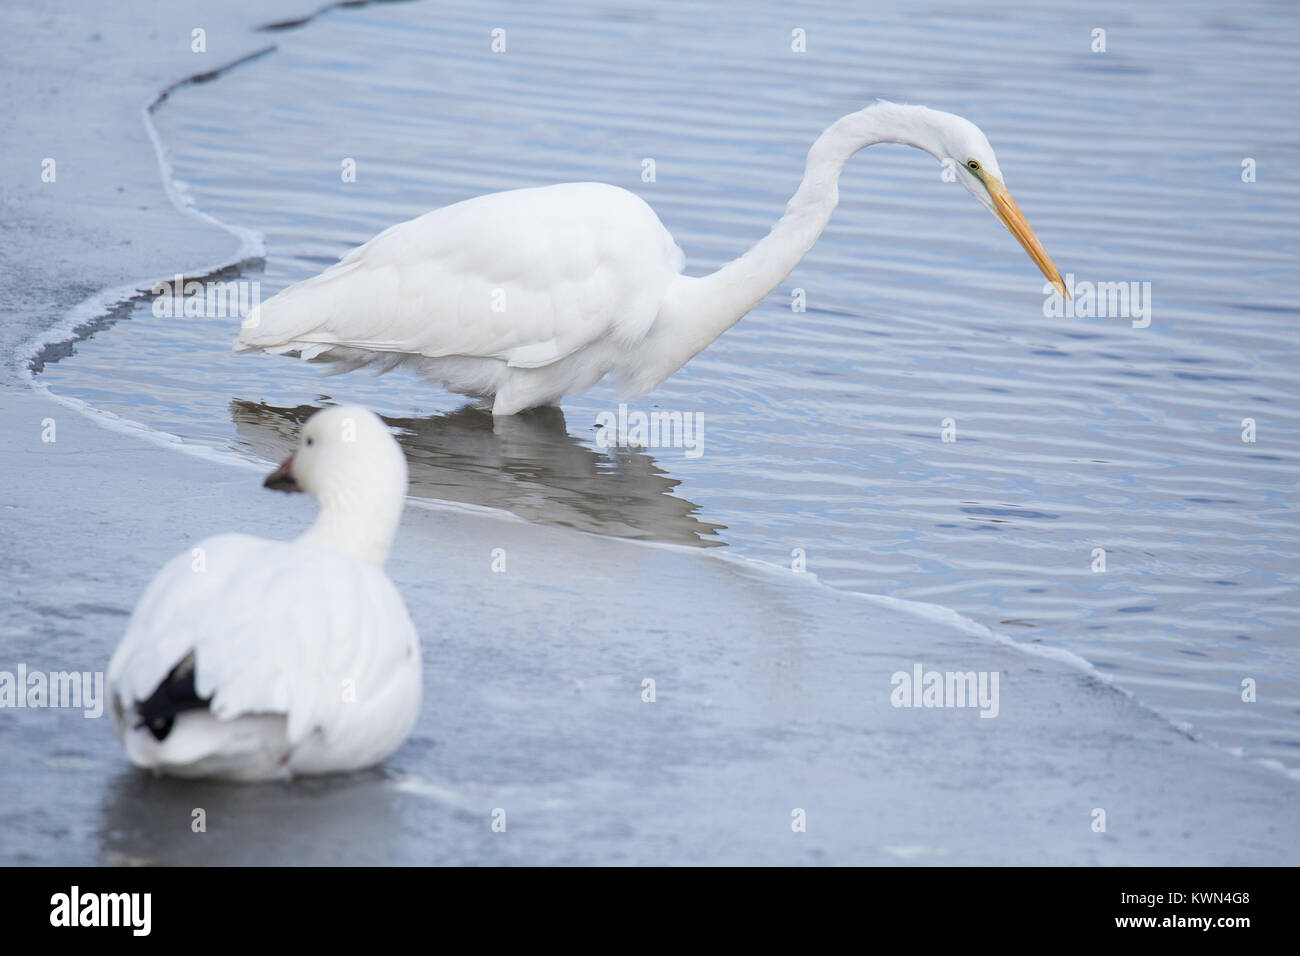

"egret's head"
[872,101,1068,300]
[933,112,1004,208]
[932,109,1068,300]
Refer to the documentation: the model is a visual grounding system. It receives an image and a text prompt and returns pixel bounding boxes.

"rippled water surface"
[36,0,1300,768]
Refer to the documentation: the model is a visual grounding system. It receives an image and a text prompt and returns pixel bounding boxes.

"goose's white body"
[108,535,420,780]
[107,407,420,781]
[234,102,1067,415]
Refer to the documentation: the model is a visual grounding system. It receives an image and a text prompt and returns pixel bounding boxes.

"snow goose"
[107,405,421,781]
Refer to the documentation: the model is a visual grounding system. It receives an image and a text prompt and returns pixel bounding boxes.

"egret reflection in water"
[228,399,726,547]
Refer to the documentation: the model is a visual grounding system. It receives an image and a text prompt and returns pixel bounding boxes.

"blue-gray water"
[35,0,1300,771]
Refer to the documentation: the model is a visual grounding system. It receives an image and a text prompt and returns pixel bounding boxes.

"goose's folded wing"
[109,533,418,745]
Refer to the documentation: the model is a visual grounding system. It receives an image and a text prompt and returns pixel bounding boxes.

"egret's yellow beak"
[985,177,1069,300]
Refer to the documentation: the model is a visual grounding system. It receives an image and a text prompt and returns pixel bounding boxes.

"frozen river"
[35,0,1300,771]
[3,0,1298,864]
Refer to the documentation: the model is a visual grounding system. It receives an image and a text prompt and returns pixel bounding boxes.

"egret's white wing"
[237,182,684,369]
[109,533,419,746]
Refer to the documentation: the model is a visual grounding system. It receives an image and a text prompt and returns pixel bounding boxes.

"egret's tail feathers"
[314,347,410,377]
[232,258,365,354]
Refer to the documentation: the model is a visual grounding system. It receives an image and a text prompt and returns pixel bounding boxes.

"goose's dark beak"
[264,455,300,493]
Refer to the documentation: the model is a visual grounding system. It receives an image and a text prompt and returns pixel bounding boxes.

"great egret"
[235,100,1067,416]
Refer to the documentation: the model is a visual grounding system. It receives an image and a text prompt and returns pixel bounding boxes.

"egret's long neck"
[647,103,940,386]
[300,484,403,567]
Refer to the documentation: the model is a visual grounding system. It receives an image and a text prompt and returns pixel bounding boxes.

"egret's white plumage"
[107,406,420,781]
[235,101,1066,415]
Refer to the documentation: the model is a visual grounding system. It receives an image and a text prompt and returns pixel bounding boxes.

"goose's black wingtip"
[133,657,211,742]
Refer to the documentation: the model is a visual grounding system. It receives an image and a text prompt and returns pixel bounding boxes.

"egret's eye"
[306,437,314,447]
[966,159,981,171]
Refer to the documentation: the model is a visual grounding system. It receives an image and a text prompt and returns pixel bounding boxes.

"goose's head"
[264,405,408,564]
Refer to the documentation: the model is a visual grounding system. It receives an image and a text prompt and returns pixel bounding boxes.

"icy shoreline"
[1,0,1296,865]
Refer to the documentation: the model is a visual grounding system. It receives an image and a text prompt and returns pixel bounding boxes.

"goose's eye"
[306,437,314,447]
[967,159,981,171]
